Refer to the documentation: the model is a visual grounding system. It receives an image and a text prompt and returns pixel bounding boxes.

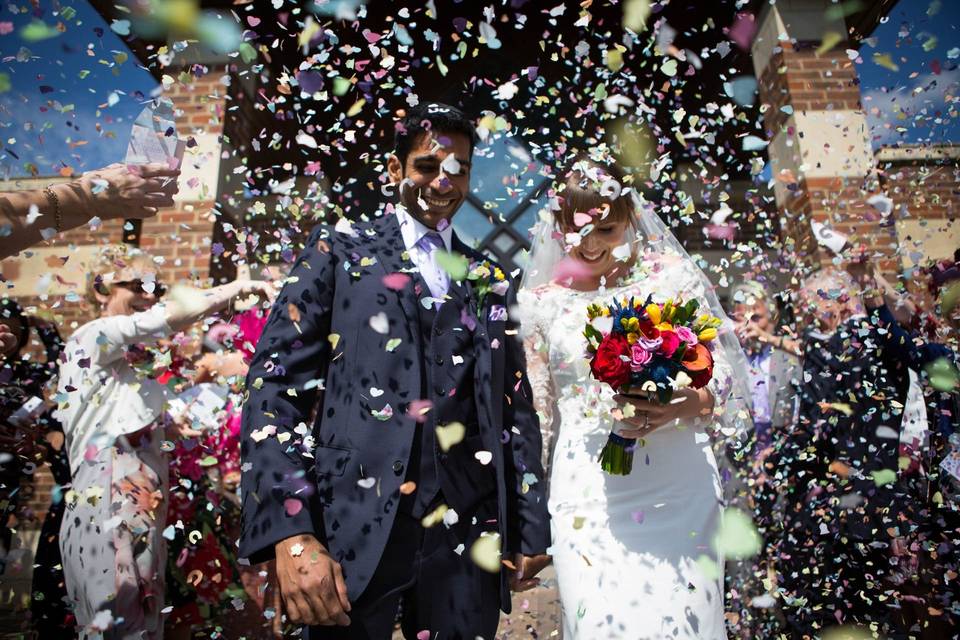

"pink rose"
[675,326,698,346]
[630,343,653,371]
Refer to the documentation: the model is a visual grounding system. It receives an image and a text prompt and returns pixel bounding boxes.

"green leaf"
[673,342,688,362]
[435,251,469,281]
[584,323,604,343]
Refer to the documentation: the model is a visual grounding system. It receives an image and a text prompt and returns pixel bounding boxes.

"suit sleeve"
[775,335,834,499]
[239,226,336,563]
[870,304,953,370]
[503,282,552,556]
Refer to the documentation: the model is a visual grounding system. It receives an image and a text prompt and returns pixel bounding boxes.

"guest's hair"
[798,267,864,324]
[554,157,637,232]
[730,281,777,320]
[393,103,477,167]
[84,244,158,306]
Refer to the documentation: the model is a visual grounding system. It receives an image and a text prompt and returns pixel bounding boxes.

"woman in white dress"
[517,157,751,639]
[56,244,274,639]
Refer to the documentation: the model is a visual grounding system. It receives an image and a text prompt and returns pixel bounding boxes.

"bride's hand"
[613,387,714,439]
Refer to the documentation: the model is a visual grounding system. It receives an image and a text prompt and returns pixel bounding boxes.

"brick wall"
[759,45,862,137]
[877,146,960,305]
[755,36,901,276]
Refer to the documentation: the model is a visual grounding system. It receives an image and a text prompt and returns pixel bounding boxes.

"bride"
[517,155,751,639]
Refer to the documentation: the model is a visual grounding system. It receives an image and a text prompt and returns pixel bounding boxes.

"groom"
[240,103,551,638]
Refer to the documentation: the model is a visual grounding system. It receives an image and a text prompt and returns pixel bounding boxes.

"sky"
[0,0,158,179]
[0,0,956,179]
[856,0,960,148]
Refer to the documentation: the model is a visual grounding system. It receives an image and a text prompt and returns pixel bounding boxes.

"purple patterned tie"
[417,231,450,299]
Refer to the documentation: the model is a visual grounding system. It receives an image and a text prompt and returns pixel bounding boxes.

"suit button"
[392,461,404,474]
[435,354,444,365]
[434,385,444,396]
[434,326,443,336]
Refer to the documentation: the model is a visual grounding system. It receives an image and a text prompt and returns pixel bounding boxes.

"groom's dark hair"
[393,102,478,167]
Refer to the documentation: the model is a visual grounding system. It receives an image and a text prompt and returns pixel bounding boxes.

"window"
[453,134,550,273]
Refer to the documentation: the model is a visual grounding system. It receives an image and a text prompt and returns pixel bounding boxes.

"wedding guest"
[777,267,915,637]
[55,244,274,639]
[723,281,801,636]
[849,254,960,636]
[730,281,801,451]
[0,299,62,576]
[0,162,180,260]
[165,309,280,640]
[30,418,75,638]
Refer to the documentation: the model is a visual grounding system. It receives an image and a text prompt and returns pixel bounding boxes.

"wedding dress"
[517,255,733,639]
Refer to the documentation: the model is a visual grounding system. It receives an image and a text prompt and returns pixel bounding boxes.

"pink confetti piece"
[284,498,303,517]
[406,399,433,423]
[551,257,593,283]
[727,12,757,51]
[382,273,411,291]
[573,212,593,227]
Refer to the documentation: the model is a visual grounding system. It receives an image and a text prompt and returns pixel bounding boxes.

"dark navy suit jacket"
[239,212,551,611]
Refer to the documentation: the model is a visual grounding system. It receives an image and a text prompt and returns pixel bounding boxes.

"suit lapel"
[449,234,506,440]
[450,233,475,307]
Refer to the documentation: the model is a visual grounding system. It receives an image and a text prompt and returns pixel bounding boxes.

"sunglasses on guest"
[112,279,167,298]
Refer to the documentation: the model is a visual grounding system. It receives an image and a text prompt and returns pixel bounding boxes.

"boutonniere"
[467,260,510,309]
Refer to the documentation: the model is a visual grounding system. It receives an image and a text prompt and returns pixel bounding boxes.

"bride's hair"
[554,155,638,233]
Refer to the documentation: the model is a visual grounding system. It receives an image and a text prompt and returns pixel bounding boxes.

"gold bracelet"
[43,186,62,232]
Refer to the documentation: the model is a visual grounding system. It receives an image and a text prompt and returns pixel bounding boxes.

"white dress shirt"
[394,204,454,300]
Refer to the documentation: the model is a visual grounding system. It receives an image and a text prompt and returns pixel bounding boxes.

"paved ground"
[389,566,563,639]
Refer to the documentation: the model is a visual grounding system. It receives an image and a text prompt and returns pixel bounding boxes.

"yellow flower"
[626,332,639,344]
[656,322,674,331]
[662,299,674,322]
[494,267,505,280]
[621,317,640,333]
[698,327,718,342]
[645,303,661,324]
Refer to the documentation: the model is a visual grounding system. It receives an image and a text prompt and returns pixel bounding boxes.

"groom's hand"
[507,553,552,592]
[275,534,351,627]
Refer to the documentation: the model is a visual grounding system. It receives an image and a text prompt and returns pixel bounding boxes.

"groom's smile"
[387,130,473,230]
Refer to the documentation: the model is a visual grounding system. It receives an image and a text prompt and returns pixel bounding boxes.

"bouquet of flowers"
[584,295,722,475]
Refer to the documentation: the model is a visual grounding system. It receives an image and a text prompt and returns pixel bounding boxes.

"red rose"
[590,333,632,390]
[659,329,680,358]
[681,343,714,389]
[638,318,660,340]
